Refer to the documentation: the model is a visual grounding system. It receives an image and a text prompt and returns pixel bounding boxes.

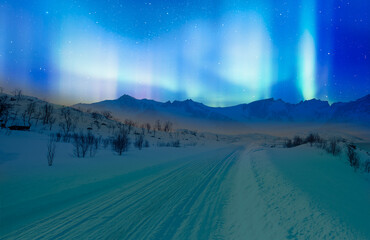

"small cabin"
[8,125,31,131]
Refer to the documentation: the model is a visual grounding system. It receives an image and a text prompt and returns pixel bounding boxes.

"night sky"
[0,0,369,106]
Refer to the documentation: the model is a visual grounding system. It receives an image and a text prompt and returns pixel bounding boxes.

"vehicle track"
[2,146,243,239]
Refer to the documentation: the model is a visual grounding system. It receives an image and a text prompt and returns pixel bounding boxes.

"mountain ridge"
[73,94,370,125]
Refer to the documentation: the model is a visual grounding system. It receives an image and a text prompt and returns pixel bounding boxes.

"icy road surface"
[1,143,369,239]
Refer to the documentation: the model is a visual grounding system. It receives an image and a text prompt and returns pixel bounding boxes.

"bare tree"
[124,119,135,134]
[347,144,359,170]
[22,102,36,126]
[305,133,321,147]
[12,89,22,102]
[101,111,113,120]
[145,123,151,133]
[134,134,144,150]
[47,135,56,166]
[155,120,162,131]
[41,103,54,125]
[73,133,91,158]
[48,116,56,130]
[0,96,12,127]
[163,121,173,132]
[327,138,341,156]
[59,107,75,135]
[365,159,370,173]
[112,129,130,155]
[91,111,103,121]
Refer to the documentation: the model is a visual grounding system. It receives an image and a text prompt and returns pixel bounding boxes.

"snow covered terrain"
[1,130,369,239]
[0,92,369,239]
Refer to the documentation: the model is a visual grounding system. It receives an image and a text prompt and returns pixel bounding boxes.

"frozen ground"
[0,131,369,239]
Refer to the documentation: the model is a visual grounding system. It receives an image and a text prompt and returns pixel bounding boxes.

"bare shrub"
[22,102,36,126]
[124,119,135,133]
[12,89,22,102]
[163,121,173,132]
[55,132,62,142]
[171,140,180,147]
[112,129,130,155]
[305,133,321,146]
[101,111,113,120]
[59,107,75,135]
[47,135,56,166]
[155,120,162,131]
[72,133,94,158]
[41,104,54,125]
[189,130,197,136]
[326,138,341,156]
[293,136,303,146]
[145,123,151,133]
[365,159,370,173]
[347,144,359,170]
[134,134,144,150]
[284,139,293,148]
[87,133,99,157]
[48,116,56,130]
[0,96,12,127]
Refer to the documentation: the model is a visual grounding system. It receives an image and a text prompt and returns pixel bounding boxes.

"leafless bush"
[41,103,54,125]
[145,123,151,133]
[155,120,162,131]
[293,136,303,146]
[22,102,35,126]
[112,129,130,155]
[365,159,370,173]
[347,144,359,170]
[87,133,99,157]
[47,135,56,166]
[55,132,62,142]
[326,138,341,156]
[134,134,144,150]
[284,139,293,148]
[305,133,321,146]
[157,140,180,148]
[171,140,180,147]
[0,96,12,127]
[59,107,75,135]
[189,130,197,136]
[72,133,97,158]
[91,111,103,121]
[101,111,113,120]
[125,119,136,133]
[163,121,173,132]
[12,89,22,102]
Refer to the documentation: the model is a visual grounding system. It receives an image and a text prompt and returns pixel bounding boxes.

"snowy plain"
[1,130,369,239]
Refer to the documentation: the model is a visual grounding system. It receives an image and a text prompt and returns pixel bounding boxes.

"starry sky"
[0,0,369,106]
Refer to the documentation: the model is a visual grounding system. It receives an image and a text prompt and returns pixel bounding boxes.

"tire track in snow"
[2,146,242,240]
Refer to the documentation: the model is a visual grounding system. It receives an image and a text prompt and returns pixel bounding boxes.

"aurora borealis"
[0,0,369,106]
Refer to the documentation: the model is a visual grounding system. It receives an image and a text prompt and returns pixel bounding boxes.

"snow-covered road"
[1,143,369,239]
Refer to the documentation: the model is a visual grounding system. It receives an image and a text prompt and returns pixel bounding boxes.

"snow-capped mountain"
[73,94,370,126]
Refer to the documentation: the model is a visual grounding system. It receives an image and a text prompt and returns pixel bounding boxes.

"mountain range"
[73,94,370,128]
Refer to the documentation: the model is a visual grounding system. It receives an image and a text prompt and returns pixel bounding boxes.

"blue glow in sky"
[0,0,369,106]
